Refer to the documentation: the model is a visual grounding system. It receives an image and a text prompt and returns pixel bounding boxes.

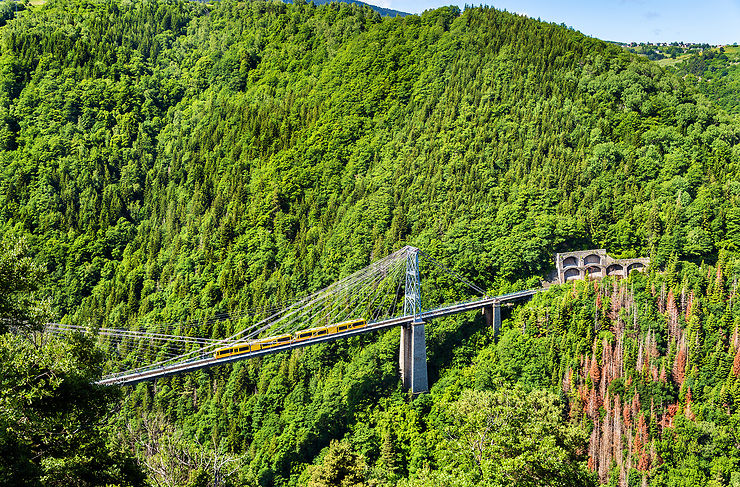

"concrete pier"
[483,301,502,338]
[399,320,428,394]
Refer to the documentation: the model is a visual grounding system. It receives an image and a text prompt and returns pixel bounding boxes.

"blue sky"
[365,0,740,45]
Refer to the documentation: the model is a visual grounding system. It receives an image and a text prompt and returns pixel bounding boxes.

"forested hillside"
[296,0,409,18]
[665,46,740,116]
[1,0,740,485]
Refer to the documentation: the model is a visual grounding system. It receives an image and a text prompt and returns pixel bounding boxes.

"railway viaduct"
[555,249,649,284]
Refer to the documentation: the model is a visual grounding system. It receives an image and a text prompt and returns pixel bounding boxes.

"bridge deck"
[98,289,540,386]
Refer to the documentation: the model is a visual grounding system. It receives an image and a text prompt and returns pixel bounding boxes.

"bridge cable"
[418,250,488,297]
[103,248,411,378]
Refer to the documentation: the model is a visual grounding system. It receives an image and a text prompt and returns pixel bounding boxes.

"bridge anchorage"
[48,246,540,394]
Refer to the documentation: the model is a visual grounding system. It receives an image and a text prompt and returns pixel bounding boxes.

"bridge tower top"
[403,247,421,321]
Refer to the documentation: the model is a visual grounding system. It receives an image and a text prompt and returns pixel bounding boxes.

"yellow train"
[213,318,367,359]
[294,318,367,341]
[214,334,292,359]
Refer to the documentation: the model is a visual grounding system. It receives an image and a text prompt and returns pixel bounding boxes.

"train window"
[317,330,327,336]
[239,347,247,352]
[279,336,290,342]
[338,325,347,331]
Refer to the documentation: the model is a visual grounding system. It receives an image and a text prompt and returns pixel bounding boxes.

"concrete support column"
[483,302,502,338]
[410,320,428,394]
[493,301,501,338]
[399,324,411,389]
[483,305,493,328]
[399,320,428,394]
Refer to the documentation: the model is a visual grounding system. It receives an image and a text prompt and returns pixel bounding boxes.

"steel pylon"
[404,247,421,320]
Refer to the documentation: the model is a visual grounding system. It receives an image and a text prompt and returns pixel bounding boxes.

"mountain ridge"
[286,0,410,17]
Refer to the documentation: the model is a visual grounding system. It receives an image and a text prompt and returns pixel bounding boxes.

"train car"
[294,324,333,341]
[254,334,292,350]
[335,318,367,333]
[214,333,292,359]
[293,318,367,341]
[214,342,253,359]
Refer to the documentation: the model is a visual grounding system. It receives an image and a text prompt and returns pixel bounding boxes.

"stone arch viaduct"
[555,249,649,284]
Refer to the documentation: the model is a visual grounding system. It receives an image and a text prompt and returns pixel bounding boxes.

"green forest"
[1,0,740,485]
[665,45,740,116]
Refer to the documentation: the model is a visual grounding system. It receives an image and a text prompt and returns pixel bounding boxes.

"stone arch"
[564,268,580,281]
[585,265,603,278]
[606,264,624,277]
[584,254,601,265]
[628,262,645,273]
[562,256,577,268]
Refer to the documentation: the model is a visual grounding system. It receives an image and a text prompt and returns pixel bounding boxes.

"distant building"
[555,249,649,284]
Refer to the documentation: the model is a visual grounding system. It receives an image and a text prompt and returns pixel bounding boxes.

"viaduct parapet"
[555,249,649,284]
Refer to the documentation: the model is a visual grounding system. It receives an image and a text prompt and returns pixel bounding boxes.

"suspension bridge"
[47,246,539,393]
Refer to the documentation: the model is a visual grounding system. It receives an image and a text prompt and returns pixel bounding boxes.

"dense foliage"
[496,269,740,486]
[0,234,144,486]
[305,0,409,18]
[0,230,47,332]
[1,0,740,485]
[0,333,146,486]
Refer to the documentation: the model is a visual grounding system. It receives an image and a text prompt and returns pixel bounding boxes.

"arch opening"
[606,264,624,277]
[585,266,603,278]
[564,268,580,281]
